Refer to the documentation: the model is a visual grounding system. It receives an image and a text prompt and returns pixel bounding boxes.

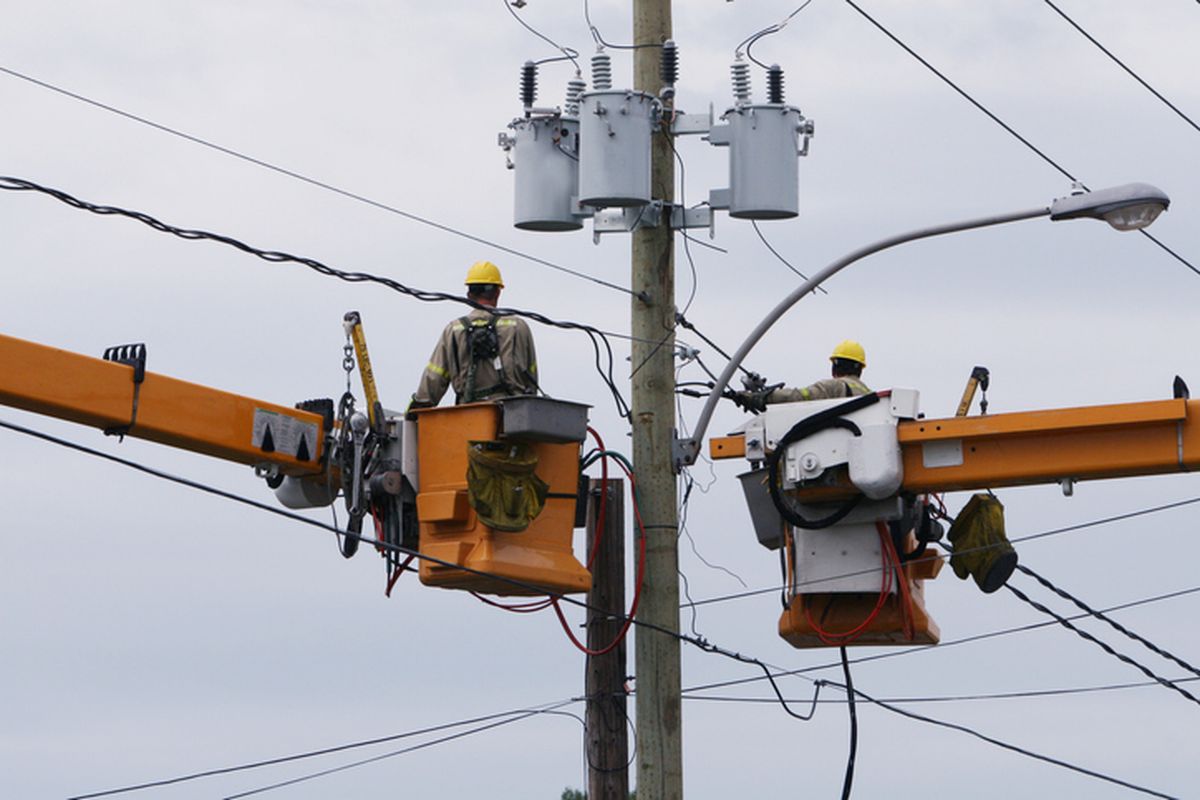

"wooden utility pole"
[631,1,682,798]
[586,478,629,800]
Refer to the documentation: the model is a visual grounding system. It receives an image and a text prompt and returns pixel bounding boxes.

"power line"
[223,704,574,799]
[682,675,1200,706]
[750,220,828,293]
[1042,0,1200,135]
[826,682,1181,800]
[0,416,825,725]
[14,417,1188,798]
[0,175,632,418]
[680,583,1200,695]
[1005,579,1200,708]
[841,0,1200,279]
[70,699,580,799]
[1016,564,1200,680]
[0,64,635,297]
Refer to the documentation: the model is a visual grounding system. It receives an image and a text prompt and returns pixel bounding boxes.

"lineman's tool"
[947,493,1017,593]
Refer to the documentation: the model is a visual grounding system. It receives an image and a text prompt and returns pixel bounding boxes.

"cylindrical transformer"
[577,90,658,208]
[724,104,804,219]
[510,115,583,231]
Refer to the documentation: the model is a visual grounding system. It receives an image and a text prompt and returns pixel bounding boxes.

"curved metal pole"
[677,205,1052,468]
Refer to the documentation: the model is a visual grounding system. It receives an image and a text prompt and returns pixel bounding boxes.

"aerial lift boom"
[709,386,1199,648]
[0,328,592,597]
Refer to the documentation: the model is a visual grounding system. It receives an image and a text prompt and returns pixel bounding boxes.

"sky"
[1,1,1199,798]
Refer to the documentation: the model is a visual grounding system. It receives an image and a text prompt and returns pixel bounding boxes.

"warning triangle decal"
[260,425,276,453]
[296,434,311,462]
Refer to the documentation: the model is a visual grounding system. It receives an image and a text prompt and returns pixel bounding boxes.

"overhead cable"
[0,176,631,418]
[841,0,1200,279]
[0,64,634,297]
[1043,0,1200,135]
[0,416,822,724]
[1004,580,1200,708]
[1016,563,1200,680]
[826,682,1180,800]
[504,0,581,71]
[681,584,1200,695]
[681,675,1200,706]
[222,705,572,799]
[69,699,580,799]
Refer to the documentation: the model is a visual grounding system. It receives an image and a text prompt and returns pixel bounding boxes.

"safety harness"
[459,315,514,403]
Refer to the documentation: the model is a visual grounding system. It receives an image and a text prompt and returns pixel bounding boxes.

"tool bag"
[947,493,1018,593]
[466,440,549,532]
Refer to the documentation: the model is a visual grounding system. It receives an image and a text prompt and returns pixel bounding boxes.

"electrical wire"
[504,0,581,71]
[16,416,1190,798]
[682,675,1200,706]
[0,176,632,418]
[825,682,1181,800]
[0,415,823,725]
[681,583,1200,695]
[1004,580,1200,708]
[841,0,1200,279]
[735,1,817,70]
[750,219,829,294]
[0,65,640,297]
[222,703,578,799]
[69,698,581,799]
[838,645,857,800]
[1042,0,1200,135]
[583,0,662,50]
[1015,564,1200,679]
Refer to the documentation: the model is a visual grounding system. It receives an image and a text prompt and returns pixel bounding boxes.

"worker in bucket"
[735,340,870,412]
[410,261,539,408]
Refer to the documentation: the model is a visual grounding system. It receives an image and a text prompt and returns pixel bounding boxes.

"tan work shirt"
[767,376,870,404]
[414,308,538,405]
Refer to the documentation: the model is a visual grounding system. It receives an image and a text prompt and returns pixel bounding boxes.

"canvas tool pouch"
[466,440,549,532]
[947,493,1018,593]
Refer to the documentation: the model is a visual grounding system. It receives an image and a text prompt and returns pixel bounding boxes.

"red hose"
[804,522,894,646]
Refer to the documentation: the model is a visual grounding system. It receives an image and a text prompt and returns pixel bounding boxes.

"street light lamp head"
[1049,182,1170,231]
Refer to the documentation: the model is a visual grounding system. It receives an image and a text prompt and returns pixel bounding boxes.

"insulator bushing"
[767,64,784,104]
[564,74,586,117]
[591,50,612,91]
[520,61,538,109]
[731,58,751,105]
[660,39,678,86]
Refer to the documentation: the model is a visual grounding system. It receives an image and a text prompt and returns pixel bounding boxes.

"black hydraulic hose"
[765,393,881,530]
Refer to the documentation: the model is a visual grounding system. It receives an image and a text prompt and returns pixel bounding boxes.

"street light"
[674,182,1171,469]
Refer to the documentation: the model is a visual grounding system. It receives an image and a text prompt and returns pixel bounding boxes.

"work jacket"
[767,376,870,404]
[414,308,538,405]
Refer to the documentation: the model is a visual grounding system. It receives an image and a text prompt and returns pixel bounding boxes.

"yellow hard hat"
[465,260,504,288]
[830,339,866,367]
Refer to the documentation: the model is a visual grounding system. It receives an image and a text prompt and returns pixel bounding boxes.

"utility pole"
[586,478,629,800]
[631,1,682,798]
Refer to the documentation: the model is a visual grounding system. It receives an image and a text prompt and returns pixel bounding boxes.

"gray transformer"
[577,90,659,208]
[710,103,809,220]
[505,115,584,232]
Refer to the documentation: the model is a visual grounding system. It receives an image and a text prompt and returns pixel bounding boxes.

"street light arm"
[676,204,1052,469]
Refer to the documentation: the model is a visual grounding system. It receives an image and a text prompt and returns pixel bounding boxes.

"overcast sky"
[2,1,1199,798]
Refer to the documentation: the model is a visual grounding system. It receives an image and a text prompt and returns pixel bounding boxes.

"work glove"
[730,389,769,414]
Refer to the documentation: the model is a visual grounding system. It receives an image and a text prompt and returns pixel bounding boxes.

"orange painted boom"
[711,397,1200,493]
[0,333,326,475]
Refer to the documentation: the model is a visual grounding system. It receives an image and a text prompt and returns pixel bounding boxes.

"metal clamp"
[102,343,147,441]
